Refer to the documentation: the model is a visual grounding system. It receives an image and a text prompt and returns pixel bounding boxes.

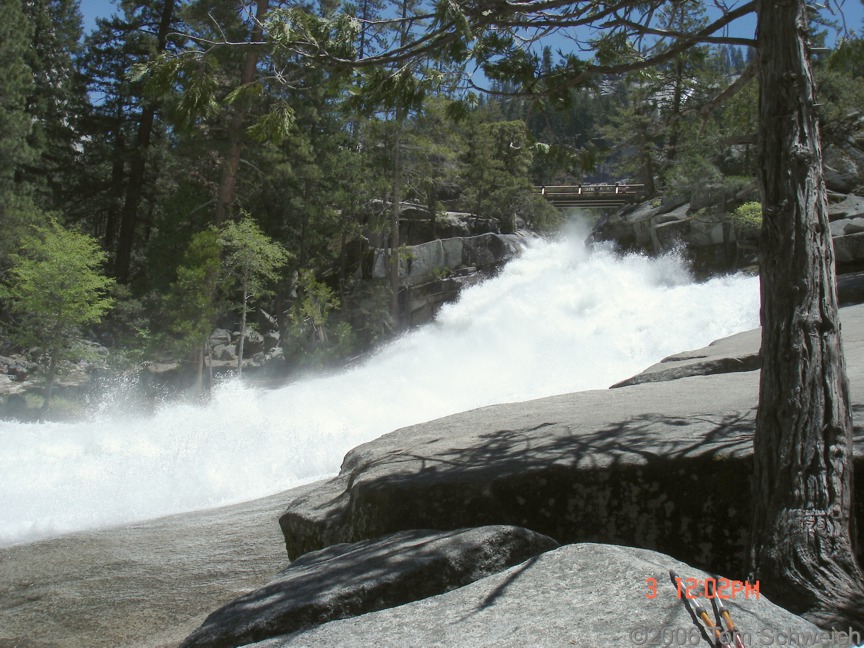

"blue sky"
[80,0,114,31]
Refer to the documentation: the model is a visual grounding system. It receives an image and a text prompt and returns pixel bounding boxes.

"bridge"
[533,184,646,208]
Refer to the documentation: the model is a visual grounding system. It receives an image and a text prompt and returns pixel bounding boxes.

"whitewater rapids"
[0,231,760,547]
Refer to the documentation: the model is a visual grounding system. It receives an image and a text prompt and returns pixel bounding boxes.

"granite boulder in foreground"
[279,303,864,576]
[248,543,847,648]
[181,525,558,648]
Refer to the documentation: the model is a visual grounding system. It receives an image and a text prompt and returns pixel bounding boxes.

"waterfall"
[0,230,760,547]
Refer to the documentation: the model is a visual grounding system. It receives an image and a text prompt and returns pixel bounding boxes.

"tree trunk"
[390,103,403,329]
[214,0,269,225]
[113,0,176,283]
[207,342,214,392]
[39,347,58,419]
[195,340,205,395]
[665,54,684,166]
[749,0,864,630]
[104,108,126,250]
[237,271,249,378]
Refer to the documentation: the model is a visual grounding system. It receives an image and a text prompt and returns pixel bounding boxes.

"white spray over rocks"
[0,231,760,547]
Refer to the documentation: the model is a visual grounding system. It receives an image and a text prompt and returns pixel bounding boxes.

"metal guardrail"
[532,184,647,208]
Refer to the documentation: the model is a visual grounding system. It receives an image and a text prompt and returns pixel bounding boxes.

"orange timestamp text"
[644,576,760,600]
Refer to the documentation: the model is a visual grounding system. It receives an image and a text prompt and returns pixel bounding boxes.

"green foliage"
[219,214,289,376]
[1,222,115,346]
[730,201,762,238]
[462,120,533,227]
[219,214,290,302]
[342,280,392,349]
[283,270,355,370]
[814,67,864,133]
[0,0,36,197]
[665,154,724,197]
[165,229,221,358]
[600,92,661,193]
[430,266,451,280]
[246,101,296,142]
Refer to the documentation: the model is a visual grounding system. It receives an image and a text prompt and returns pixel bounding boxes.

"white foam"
[0,231,760,546]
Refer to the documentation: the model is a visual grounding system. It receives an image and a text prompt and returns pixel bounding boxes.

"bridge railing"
[532,184,647,207]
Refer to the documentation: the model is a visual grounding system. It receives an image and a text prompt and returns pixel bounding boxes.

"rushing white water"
[0,230,760,547]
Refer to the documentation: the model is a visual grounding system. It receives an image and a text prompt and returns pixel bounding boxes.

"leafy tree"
[283,269,355,370]
[0,222,115,415]
[600,85,661,194]
[212,0,271,225]
[730,200,762,239]
[219,214,289,377]
[112,0,179,283]
[166,229,221,391]
[74,0,182,285]
[461,119,546,232]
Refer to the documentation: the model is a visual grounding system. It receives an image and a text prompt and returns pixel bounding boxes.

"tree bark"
[390,103,403,329]
[113,0,176,283]
[749,0,864,630]
[39,346,58,419]
[214,0,269,225]
[237,272,249,378]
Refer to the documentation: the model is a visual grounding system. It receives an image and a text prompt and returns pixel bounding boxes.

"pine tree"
[0,0,42,261]
[20,0,87,211]
[166,229,221,392]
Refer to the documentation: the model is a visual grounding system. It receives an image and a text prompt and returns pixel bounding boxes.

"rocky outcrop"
[399,206,503,245]
[248,544,832,648]
[589,188,864,275]
[206,323,280,368]
[279,303,864,577]
[591,115,864,275]
[370,231,533,325]
[181,526,559,648]
[587,192,754,276]
[0,490,293,648]
[371,232,530,287]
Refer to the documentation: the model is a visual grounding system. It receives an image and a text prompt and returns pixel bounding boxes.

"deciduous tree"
[219,214,289,377]
[1,222,115,415]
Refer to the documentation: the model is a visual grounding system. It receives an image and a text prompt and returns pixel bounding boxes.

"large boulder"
[181,526,559,648]
[824,142,864,194]
[235,329,265,357]
[247,544,834,648]
[611,328,762,388]
[279,304,864,575]
[368,231,532,325]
